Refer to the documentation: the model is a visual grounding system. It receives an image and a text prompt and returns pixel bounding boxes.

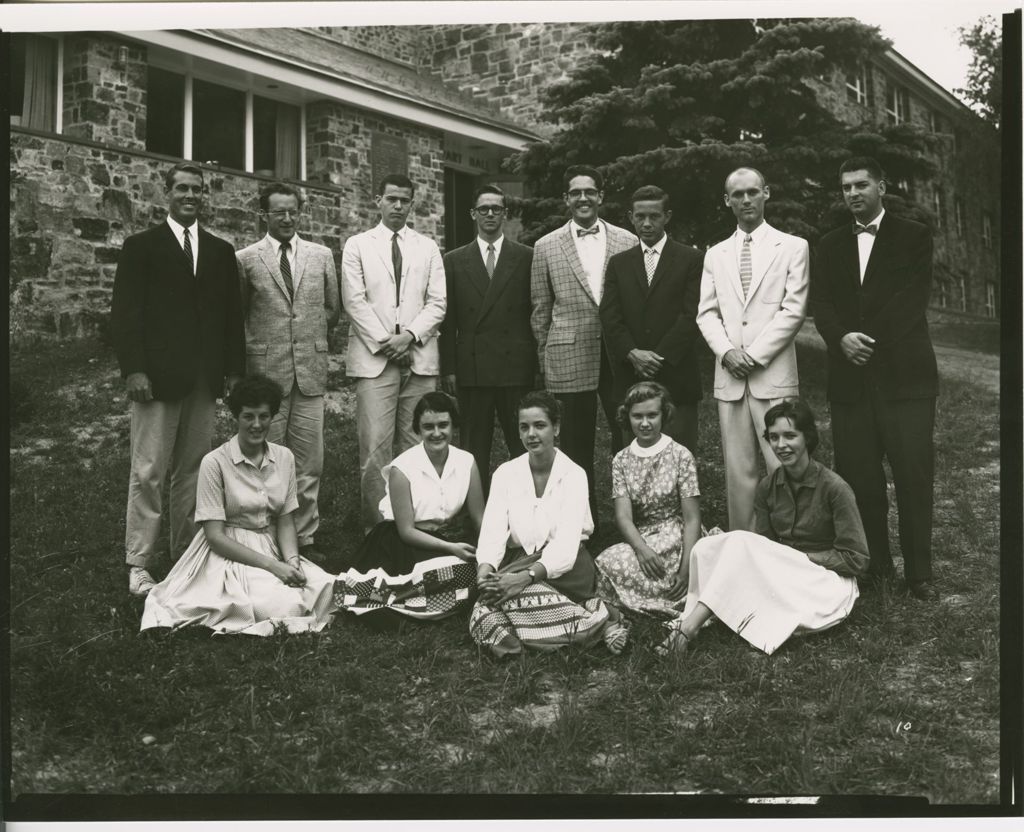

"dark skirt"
[351,519,472,575]
[494,544,599,604]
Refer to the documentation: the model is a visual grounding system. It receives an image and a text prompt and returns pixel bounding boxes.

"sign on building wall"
[372,132,409,189]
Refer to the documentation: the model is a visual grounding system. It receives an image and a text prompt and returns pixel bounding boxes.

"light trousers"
[268,383,325,547]
[717,392,785,532]
[355,364,436,531]
[125,380,215,569]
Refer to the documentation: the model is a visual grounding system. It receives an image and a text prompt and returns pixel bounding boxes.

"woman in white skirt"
[141,375,336,636]
[660,399,869,656]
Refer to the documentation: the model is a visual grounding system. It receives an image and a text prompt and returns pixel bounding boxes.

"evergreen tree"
[956,15,1002,129]
[510,18,939,246]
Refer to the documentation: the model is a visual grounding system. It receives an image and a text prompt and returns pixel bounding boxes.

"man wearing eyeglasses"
[236,182,340,563]
[439,184,535,493]
[531,165,637,524]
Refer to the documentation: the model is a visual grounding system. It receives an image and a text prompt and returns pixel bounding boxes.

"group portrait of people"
[113,150,939,658]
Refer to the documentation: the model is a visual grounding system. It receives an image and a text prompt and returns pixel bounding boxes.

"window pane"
[10,35,27,120]
[146,67,185,157]
[11,34,57,131]
[254,95,300,179]
[192,79,245,170]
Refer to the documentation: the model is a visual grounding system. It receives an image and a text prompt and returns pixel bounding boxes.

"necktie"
[485,244,496,278]
[392,232,403,334]
[855,223,878,236]
[182,227,194,275]
[279,241,293,300]
[576,225,600,237]
[740,234,752,298]
[644,248,657,284]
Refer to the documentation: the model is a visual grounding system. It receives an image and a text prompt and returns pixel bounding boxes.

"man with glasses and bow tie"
[341,173,446,532]
[235,182,340,563]
[439,185,535,493]
[530,165,637,526]
[697,166,809,533]
[111,162,244,596]
[811,157,938,601]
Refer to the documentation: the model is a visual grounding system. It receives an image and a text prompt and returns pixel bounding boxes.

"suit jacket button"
[742,321,748,326]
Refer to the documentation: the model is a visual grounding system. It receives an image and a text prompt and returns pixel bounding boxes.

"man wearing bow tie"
[696,167,809,533]
[531,165,637,522]
[111,162,245,596]
[811,157,938,601]
[341,173,446,531]
[236,182,340,562]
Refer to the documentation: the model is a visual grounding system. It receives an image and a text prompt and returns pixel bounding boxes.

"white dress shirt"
[377,221,408,264]
[379,442,474,526]
[475,449,594,579]
[732,220,771,283]
[476,235,504,264]
[570,219,607,302]
[855,208,885,283]
[166,215,199,276]
[642,233,668,278]
[265,233,301,291]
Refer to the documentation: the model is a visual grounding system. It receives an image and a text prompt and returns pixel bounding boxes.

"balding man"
[696,167,809,532]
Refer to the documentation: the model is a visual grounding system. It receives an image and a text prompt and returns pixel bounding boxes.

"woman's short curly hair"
[516,390,562,427]
[762,398,819,455]
[411,391,460,433]
[226,375,283,418]
[616,381,675,431]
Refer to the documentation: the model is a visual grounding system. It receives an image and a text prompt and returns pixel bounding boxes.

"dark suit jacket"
[811,213,937,402]
[111,222,245,401]
[600,238,705,405]
[439,238,536,387]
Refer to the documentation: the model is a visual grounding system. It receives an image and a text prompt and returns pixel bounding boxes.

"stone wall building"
[9,22,1001,342]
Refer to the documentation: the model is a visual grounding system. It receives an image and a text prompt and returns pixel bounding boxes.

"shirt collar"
[856,208,886,231]
[265,233,300,254]
[228,434,276,468]
[411,441,456,480]
[477,235,504,257]
[735,220,769,243]
[629,433,671,457]
[571,219,603,237]
[641,234,667,255]
[377,222,408,240]
[770,457,821,490]
[166,215,198,237]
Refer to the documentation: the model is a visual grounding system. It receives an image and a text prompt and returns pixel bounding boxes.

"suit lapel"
[479,242,514,321]
[839,226,863,293]
[557,223,597,305]
[162,222,195,279]
[861,218,893,290]
[746,227,781,303]
[292,235,309,294]
[373,227,397,282]
[721,235,745,302]
[258,238,291,302]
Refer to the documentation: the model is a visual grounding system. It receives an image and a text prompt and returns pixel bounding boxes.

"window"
[937,282,948,308]
[146,67,185,157]
[846,66,869,105]
[959,277,967,312]
[985,283,997,318]
[192,79,245,170]
[932,188,945,230]
[253,96,301,179]
[9,34,58,132]
[895,177,913,199]
[885,81,910,125]
[982,212,993,248]
[954,197,965,238]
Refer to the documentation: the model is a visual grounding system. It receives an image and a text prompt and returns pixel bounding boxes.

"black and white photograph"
[4,0,1020,826]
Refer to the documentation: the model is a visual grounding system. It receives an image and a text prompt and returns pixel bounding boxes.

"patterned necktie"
[485,244,496,278]
[392,232,403,333]
[279,241,293,300]
[644,247,657,284]
[740,234,753,298]
[855,223,878,236]
[182,227,194,275]
[576,225,600,237]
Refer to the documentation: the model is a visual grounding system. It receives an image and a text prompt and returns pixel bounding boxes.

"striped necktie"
[182,227,194,275]
[644,247,657,284]
[740,234,752,298]
[279,241,293,300]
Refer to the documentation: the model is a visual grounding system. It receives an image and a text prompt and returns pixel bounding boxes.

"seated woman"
[470,391,628,657]
[596,382,701,619]
[141,375,335,636]
[335,392,484,621]
[659,399,869,656]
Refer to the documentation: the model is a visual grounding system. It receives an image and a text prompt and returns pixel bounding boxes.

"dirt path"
[796,321,999,395]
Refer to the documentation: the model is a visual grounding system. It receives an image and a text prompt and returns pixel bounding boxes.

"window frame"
[9,32,64,134]
[845,66,869,106]
[985,283,997,318]
[982,212,993,248]
[885,80,910,125]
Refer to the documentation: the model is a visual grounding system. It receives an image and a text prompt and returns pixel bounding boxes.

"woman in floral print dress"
[596,382,701,619]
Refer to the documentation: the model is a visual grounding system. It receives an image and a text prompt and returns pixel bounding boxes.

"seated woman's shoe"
[655,623,690,657]
[603,620,629,655]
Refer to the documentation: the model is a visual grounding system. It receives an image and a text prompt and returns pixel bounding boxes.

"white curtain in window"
[24,35,57,132]
[275,103,300,179]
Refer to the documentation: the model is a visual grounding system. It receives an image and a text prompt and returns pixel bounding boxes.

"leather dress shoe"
[906,580,938,601]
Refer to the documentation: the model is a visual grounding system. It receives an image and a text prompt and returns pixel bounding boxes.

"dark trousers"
[553,349,623,528]
[830,390,936,583]
[456,384,530,495]
[620,402,699,457]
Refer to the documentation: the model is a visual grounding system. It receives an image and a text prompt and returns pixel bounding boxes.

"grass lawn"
[8,336,1000,803]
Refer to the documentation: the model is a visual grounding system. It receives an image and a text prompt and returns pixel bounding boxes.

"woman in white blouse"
[350,391,485,575]
[470,391,629,656]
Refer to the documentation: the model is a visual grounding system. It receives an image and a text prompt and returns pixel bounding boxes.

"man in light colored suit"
[696,167,809,532]
[341,173,446,531]
[236,182,340,561]
[531,165,636,522]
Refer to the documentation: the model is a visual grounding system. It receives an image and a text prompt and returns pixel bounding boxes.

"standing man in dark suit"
[600,185,704,453]
[236,182,340,563]
[439,184,535,492]
[811,156,938,600]
[531,165,637,520]
[111,162,245,596]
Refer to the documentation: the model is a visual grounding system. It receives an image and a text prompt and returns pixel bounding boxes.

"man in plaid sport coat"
[531,165,637,523]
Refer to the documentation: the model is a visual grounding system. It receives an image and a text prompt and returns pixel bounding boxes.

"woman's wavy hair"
[516,390,562,427]
[227,375,283,418]
[616,381,675,431]
[762,398,819,455]
[411,391,460,433]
